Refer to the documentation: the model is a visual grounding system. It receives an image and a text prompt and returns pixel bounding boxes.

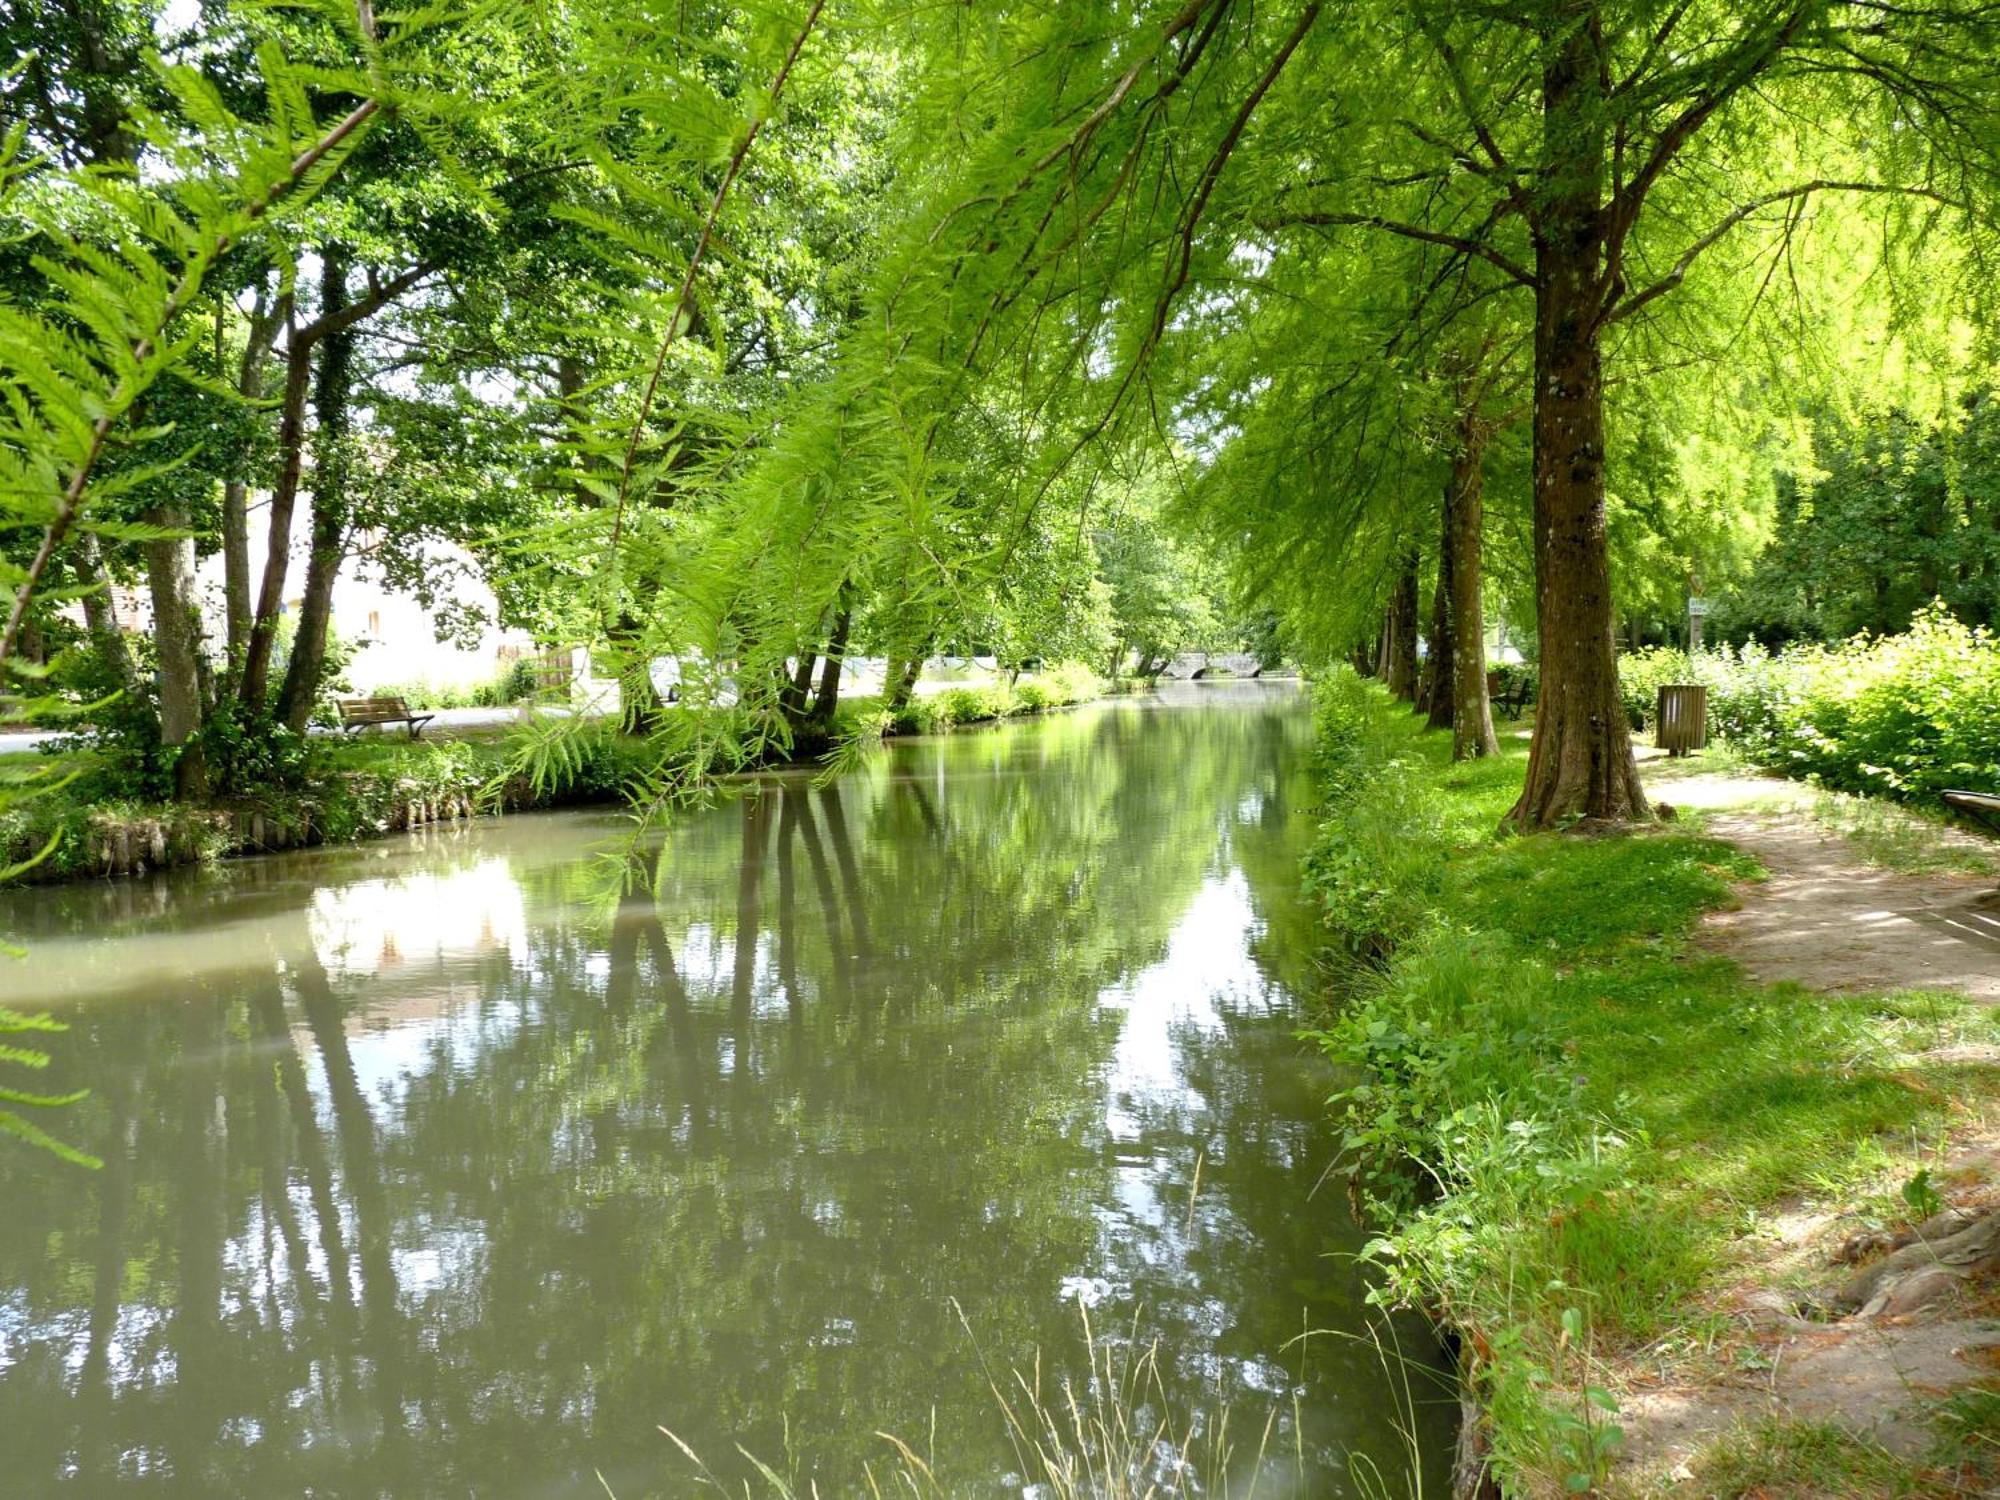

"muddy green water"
[0,682,1451,1497]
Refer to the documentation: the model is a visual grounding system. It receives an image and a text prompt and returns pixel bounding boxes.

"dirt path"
[1651,769,2000,1003]
[1612,763,2000,1490]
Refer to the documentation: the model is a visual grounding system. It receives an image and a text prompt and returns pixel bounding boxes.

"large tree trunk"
[1448,421,1500,760]
[1418,504,1454,729]
[1383,550,1420,701]
[143,517,209,798]
[277,251,354,734]
[1508,20,1647,828]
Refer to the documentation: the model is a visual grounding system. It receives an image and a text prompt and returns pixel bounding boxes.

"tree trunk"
[75,535,141,700]
[1418,503,1454,729]
[809,599,854,726]
[1508,15,1647,828]
[143,517,209,798]
[779,646,817,725]
[1448,423,1501,760]
[223,296,284,668]
[1383,551,1420,701]
[277,251,354,734]
[276,517,343,734]
[238,327,315,712]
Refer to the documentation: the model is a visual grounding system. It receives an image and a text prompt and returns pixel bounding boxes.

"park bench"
[337,696,435,739]
[1486,669,1536,717]
[1944,789,2000,838]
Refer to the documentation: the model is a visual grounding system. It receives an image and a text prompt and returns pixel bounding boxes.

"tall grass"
[633,1301,1445,1499]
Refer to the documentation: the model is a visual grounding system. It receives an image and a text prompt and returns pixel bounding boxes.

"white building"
[98,512,536,695]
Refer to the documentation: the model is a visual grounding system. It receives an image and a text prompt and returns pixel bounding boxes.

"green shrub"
[1300,671,1449,956]
[1617,606,2000,805]
[369,664,537,711]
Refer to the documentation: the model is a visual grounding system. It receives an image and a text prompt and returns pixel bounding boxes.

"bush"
[369,663,536,711]
[1300,672,1450,956]
[1617,606,2000,805]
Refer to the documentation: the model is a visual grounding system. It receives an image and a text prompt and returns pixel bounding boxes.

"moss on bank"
[1301,672,2000,1497]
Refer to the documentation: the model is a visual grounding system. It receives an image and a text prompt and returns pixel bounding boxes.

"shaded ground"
[1656,768,2000,1004]
[1614,757,2000,1494]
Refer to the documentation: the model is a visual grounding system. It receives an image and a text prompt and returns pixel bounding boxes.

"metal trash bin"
[1656,683,1708,757]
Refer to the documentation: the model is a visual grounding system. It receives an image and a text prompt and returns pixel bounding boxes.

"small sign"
[1686,597,1711,617]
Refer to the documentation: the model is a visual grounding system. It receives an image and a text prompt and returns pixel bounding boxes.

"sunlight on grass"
[1302,673,2000,1496]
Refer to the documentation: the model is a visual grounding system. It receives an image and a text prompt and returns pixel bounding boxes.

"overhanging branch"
[1263,209,1535,286]
[1606,177,1965,325]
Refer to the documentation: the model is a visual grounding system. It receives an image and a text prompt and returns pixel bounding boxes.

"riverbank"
[0,664,1123,886]
[1302,673,2000,1497]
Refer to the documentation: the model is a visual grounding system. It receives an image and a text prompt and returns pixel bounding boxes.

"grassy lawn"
[1303,677,2000,1497]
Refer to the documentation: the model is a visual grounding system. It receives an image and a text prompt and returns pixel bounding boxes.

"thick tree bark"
[277,251,354,734]
[142,517,209,798]
[1508,12,1647,827]
[1448,423,1501,760]
[1383,550,1420,701]
[1418,505,1454,729]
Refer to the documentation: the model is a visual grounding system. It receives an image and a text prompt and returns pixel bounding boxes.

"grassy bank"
[0,664,1119,886]
[0,729,656,884]
[1302,672,2000,1496]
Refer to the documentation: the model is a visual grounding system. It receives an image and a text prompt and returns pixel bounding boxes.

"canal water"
[0,682,1452,1497]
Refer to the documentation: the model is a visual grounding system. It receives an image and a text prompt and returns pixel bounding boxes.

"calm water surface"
[0,682,1451,1496]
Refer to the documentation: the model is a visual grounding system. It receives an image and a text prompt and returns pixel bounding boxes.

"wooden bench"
[337,696,435,739]
[1944,789,2000,838]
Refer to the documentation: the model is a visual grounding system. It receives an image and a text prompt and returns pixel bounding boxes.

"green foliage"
[1717,398,2000,644]
[1618,607,2000,804]
[885,662,1104,736]
[1298,677,1978,1493]
[0,1007,98,1170]
[368,661,536,710]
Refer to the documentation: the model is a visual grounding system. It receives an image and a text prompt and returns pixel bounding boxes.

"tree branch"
[1264,210,1535,286]
[608,0,827,551]
[0,95,383,671]
[1606,178,1965,325]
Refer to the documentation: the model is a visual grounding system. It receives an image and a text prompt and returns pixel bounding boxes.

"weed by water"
[629,1302,1451,1499]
